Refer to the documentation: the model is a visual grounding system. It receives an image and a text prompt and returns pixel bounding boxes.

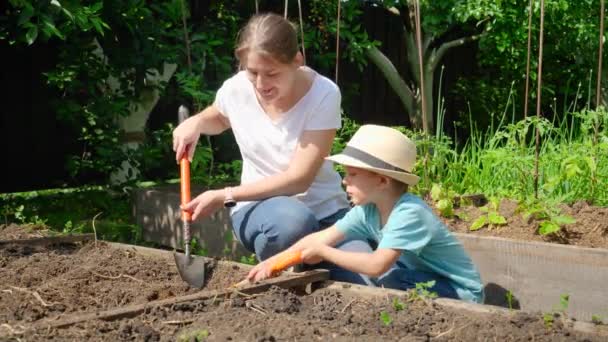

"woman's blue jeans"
[230,196,347,261]
[230,196,458,299]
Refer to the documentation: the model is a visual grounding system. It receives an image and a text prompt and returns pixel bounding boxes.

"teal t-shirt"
[335,193,484,303]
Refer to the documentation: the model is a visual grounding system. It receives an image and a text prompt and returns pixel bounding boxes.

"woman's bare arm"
[173,104,230,161]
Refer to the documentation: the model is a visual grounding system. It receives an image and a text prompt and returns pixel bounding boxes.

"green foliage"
[190,237,208,257]
[452,0,603,123]
[379,311,393,326]
[1,1,109,45]
[0,186,140,244]
[305,0,379,72]
[470,198,507,231]
[591,315,604,325]
[240,254,258,266]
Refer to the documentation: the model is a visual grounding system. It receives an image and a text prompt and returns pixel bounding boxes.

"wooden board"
[36,269,329,330]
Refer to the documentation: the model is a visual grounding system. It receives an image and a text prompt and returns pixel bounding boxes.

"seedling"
[409,281,438,301]
[543,312,555,328]
[178,329,209,342]
[591,315,604,325]
[470,198,507,231]
[392,297,406,311]
[506,290,514,310]
[543,294,570,328]
[380,311,393,326]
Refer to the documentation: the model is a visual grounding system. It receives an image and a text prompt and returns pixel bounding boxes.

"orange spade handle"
[180,155,192,222]
[269,250,303,275]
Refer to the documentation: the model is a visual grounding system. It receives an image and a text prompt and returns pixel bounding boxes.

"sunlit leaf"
[470,216,487,231]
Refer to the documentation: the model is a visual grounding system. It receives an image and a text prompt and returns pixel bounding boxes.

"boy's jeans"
[230,196,458,300]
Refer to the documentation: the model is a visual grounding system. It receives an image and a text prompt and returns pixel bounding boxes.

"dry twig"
[0,323,27,335]
[91,271,143,283]
[246,301,267,315]
[9,286,60,307]
[431,321,473,340]
[162,319,195,325]
[91,212,102,247]
[340,299,357,313]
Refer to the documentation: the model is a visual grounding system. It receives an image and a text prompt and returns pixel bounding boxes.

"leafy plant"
[409,281,438,301]
[392,297,406,312]
[517,200,576,236]
[470,198,507,231]
[379,311,393,326]
[429,183,457,218]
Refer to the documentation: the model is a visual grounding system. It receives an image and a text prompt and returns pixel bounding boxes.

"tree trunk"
[365,46,417,125]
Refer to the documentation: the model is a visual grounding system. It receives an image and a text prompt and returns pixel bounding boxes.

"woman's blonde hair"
[235,13,299,68]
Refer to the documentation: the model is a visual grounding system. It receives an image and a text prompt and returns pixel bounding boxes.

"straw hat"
[326,125,420,185]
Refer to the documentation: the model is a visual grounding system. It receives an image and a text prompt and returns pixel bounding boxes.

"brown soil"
[1,225,607,341]
[0,224,53,240]
[435,199,608,249]
[24,286,607,341]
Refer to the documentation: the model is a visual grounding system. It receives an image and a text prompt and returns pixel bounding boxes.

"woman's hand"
[181,189,224,221]
[173,116,201,163]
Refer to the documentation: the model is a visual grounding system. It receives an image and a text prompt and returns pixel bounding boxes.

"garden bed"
[439,199,608,249]
[1,224,607,341]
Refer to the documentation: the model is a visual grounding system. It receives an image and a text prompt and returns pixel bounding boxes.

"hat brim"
[326,154,420,186]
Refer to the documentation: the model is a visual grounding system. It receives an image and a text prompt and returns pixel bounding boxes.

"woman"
[172,13,353,262]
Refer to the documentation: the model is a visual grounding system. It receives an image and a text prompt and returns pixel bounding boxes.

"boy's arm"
[314,246,401,277]
[246,226,345,282]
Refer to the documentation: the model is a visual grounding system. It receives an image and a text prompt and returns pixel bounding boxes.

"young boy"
[247,125,484,303]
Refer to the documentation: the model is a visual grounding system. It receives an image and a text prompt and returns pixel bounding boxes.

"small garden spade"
[174,106,207,288]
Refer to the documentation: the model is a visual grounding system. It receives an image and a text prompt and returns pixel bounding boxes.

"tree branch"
[365,46,416,117]
[431,34,482,70]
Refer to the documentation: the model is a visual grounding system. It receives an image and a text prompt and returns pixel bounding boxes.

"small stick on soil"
[9,286,59,307]
[91,212,102,248]
[230,288,254,298]
[246,301,267,315]
[431,321,472,340]
[162,319,196,325]
[340,299,357,313]
[91,271,144,283]
[343,327,352,335]
[0,323,27,335]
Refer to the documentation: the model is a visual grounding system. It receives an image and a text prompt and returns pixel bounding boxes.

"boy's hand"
[246,261,272,282]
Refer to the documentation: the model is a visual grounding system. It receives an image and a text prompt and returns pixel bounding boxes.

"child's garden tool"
[233,250,303,287]
[174,106,207,288]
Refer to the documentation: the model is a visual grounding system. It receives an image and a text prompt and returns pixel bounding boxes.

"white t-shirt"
[214,67,350,219]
